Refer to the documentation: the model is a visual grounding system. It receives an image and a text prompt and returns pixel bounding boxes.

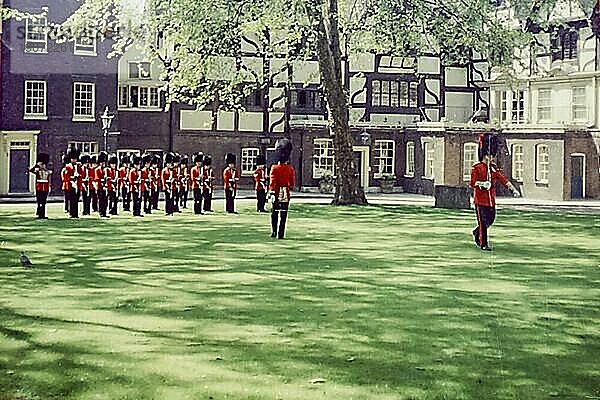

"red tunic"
[223,167,239,191]
[191,166,202,190]
[470,161,510,207]
[140,168,150,192]
[84,166,94,191]
[61,166,70,191]
[269,163,295,202]
[107,168,117,192]
[129,168,141,193]
[162,167,176,192]
[94,166,105,191]
[180,166,190,190]
[118,167,129,191]
[75,165,85,191]
[30,166,51,192]
[203,166,214,191]
[253,167,267,191]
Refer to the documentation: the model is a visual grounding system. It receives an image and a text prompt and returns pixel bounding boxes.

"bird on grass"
[20,251,32,268]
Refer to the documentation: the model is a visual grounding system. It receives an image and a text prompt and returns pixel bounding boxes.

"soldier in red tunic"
[90,155,99,213]
[29,152,52,219]
[60,154,70,214]
[172,153,181,213]
[151,155,161,210]
[202,155,215,212]
[191,152,204,215]
[269,139,295,239]
[95,151,109,218]
[107,155,119,216]
[253,154,267,212]
[141,154,153,215]
[64,146,81,218]
[223,153,239,214]
[162,152,176,215]
[118,154,131,212]
[129,155,143,217]
[470,133,520,251]
[179,155,190,209]
[79,154,93,215]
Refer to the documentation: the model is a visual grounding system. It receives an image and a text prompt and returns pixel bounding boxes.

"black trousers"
[98,190,108,217]
[121,187,131,211]
[64,191,69,213]
[203,189,212,211]
[91,189,98,212]
[473,205,496,248]
[108,190,118,215]
[180,188,188,208]
[143,191,152,214]
[152,188,159,209]
[165,190,174,215]
[225,189,236,213]
[271,201,289,239]
[68,189,79,218]
[193,188,203,214]
[82,189,91,215]
[36,190,48,218]
[132,191,142,216]
[256,189,266,212]
[173,189,180,212]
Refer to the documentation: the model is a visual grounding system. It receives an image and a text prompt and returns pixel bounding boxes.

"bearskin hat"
[274,138,293,163]
[132,154,142,165]
[90,155,98,164]
[180,155,189,165]
[120,154,130,165]
[256,154,266,166]
[225,153,236,165]
[142,153,153,165]
[164,152,174,165]
[203,155,212,166]
[66,146,80,161]
[61,154,68,166]
[151,154,159,165]
[478,133,499,162]
[37,153,50,165]
[194,152,204,164]
[98,151,108,164]
[80,153,90,164]
[109,155,118,165]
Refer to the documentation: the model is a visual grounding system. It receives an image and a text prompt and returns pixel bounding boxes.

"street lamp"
[360,130,371,146]
[100,106,114,152]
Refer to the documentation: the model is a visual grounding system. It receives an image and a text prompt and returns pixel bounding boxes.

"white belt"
[37,180,49,183]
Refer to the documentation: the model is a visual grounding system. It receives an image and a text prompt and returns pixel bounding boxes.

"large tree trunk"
[313,0,367,205]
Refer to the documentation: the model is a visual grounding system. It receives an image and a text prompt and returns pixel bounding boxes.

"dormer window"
[129,62,151,79]
[551,28,578,61]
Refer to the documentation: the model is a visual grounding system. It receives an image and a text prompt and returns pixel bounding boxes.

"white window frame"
[512,144,524,182]
[423,141,435,179]
[119,85,161,110]
[241,148,260,176]
[73,82,96,121]
[535,144,549,183]
[313,138,335,179]
[511,90,525,123]
[572,87,587,122]
[118,85,129,108]
[74,34,97,56]
[463,143,478,181]
[500,91,508,122]
[25,15,48,53]
[537,89,552,123]
[69,141,99,155]
[373,140,395,178]
[128,61,152,80]
[405,141,415,177]
[24,80,47,119]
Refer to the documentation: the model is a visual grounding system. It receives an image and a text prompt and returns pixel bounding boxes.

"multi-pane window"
[150,88,159,108]
[536,144,549,183]
[572,87,587,121]
[499,91,525,123]
[423,141,435,179]
[129,62,151,79]
[551,29,578,61]
[241,148,260,175]
[537,89,552,122]
[463,143,478,181]
[243,89,263,108]
[512,144,524,182]
[405,141,415,177]
[292,90,322,109]
[73,83,95,119]
[139,87,149,107]
[118,85,160,108]
[25,15,47,53]
[24,80,46,117]
[372,80,418,107]
[74,35,96,55]
[374,140,395,177]
[313,139,334,178]
[500,92,508,122]
[69,141,98,155]
[118,86,128,107]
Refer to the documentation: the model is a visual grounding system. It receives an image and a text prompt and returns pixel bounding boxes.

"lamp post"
[100,106,114,152]
[360,130,371,146]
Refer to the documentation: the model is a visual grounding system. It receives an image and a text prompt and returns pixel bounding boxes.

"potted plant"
[318,171,336,194]
[379,173,396,193]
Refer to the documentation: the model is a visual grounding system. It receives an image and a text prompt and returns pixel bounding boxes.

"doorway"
[352,146,370,189]
[9,146,30,193]
[570,154,585,199]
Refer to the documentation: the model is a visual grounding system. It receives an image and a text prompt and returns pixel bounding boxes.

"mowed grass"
[0,202,599,400]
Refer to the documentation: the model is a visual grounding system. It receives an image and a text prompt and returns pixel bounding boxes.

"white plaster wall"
[238,112,263,132]
[180,110,212,131]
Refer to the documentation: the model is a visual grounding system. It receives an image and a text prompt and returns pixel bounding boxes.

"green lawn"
[0,203,599,400]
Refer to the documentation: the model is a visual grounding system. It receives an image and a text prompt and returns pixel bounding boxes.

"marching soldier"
[119,154,131,212]
[29,152,52,219]
[253,154,268,212]
[60,154,70,214]
[191,152,204,215]
[64,146,81,218]
[142,154,153,214]
[180,155,190,209]
[269,139,295,239]
[172,153,181,213]
[470,133,520,251]
[202,155,214,212]
[151,155,161,210]
[107,155,119,216]
[90,155,99,213]
[223,153,240,214]
[80,154,92,215]
[95,151,109,218]
[162,152,175,215]
[129,154,143,217]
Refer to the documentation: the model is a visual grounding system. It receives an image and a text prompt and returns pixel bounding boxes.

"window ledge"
[535,181,549,187]
[422,176,434,180]
[118,107,162,112]
[24,115,48,121]
[72,117,96,122]
[24,50,48,54]
[403,174,415,178]
[74,51,97,57]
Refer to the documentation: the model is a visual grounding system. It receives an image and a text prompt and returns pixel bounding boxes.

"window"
[372,79,417,108]
[24,80,46,118]
[500,92,508,122]
[243,89,263,108]
[129,62,151,79]
[73,82,95,120]
[537,89,552,122]
[535,144,549,183]
[119,86,128,107]
[139,87,149,107]
[69,141,98,155]
[374,140,395,177]
[292,89,322,109]
[25,15,47,53]
[463,143,478,181]
[423,141,435,179]
[405,141,415,177]
[551,29,578,61]
[119,85,160,109]
[150,88,159,107]
[512,144,524,182]
[572,87,586,121]
[241,148,260,175]
[511,90,525,123]
[74,35,96,56]
[313,139,334,178]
